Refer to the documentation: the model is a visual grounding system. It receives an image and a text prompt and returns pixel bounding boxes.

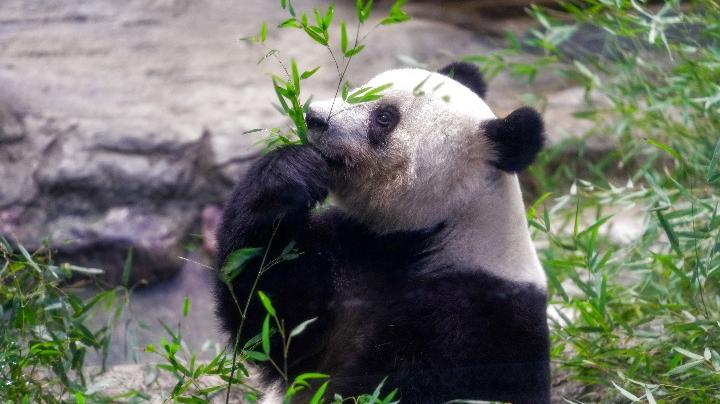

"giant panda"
[215,62,550,403]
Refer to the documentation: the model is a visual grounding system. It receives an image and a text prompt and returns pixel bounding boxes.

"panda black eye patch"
[368,105,400,147]
[375,110,394,127]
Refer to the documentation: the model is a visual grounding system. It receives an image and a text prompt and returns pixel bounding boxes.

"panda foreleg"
[214,144,330,345]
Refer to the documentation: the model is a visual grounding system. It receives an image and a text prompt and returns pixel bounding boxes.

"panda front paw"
[246,144,330,212]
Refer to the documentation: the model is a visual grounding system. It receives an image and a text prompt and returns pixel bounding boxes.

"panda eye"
[375,110,395,127]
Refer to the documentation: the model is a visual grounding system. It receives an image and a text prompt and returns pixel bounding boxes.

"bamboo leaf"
[309,382,329,404]
[303,26,329,46]
[362,0,374,22]
[273,78,291,113]
[291,59,301,94]
[380,0,410,25]
[301,66,320,80]
[244,350,269,362]
[708,138,720,183]
[647,138,683,163]
[288,0,296,17]
[278,18,301,29]
[260,22,268,43]
[364,82,393,96]
[344,44,365,58]
[656,209,681,255]
[262,314,271,354]
[18,244,41,273]
[182,295,190,317]
[665,359,704,375]
[323,5,334,29]
[289,318,318,338]
[221,247,263,282]
[645,388,657,404]
[121,248,133,286]
[342,81,350,100]
[357,0,373,23]
[674,347,705,361]
[258,49,279,65]
[313,8,323,29]
[347,82,393,104]
[611,381,640,401]
[528,192,552,220]
[340,20,348,53]
[257,291,277,317]
[369,377,387,402]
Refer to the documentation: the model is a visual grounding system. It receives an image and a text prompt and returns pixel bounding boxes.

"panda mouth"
[312,144,347,167]
[307,128,356,168]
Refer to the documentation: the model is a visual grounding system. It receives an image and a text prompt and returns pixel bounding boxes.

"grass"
[1,0,719,402]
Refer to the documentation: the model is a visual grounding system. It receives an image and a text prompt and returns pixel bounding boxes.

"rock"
[50,206,196,285]
[0,115,51,208]
[0,105,24,143]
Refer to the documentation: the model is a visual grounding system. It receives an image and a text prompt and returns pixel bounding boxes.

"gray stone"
[0,105,24,144]
[48,205,196,285]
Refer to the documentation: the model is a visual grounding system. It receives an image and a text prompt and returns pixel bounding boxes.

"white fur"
[308,68,546,288]
[258,381,284,404]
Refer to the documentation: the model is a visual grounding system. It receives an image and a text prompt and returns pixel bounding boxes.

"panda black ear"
[438,62,487,99]
[484,107,545,173]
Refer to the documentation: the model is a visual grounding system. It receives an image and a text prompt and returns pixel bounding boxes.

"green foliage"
[0,233,390,403]
[380,0,410,26]
[251,0,409,149]
[144,236,395,403]
[0,238,137,402]
[468,0,720,401]
[345,82,394,104]
[143,307,256,402]
[221,247,262,283]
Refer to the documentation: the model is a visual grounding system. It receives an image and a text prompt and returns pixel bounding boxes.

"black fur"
[438,62,488,99]
[485,106,545,173]
[214,145,332,348]
[215,144,550,403]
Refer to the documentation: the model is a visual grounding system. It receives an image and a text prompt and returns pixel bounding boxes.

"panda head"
[307,62,544,233]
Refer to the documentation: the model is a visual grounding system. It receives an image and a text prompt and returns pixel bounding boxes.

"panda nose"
[305,111,328,132]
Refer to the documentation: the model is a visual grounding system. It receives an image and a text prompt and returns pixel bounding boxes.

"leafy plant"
[243,0,410,148]
[0,237,138,402]
[144,236,395,403]
[468,0,720,401]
